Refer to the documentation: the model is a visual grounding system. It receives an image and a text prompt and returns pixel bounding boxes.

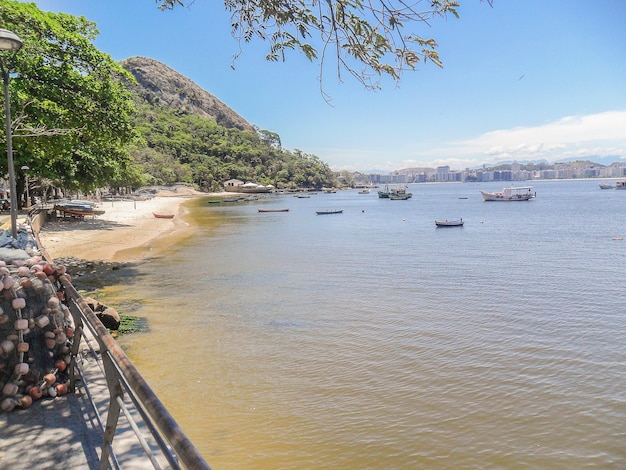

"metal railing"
[31,209,211,470]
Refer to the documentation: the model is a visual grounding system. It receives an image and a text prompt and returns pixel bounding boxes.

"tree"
[0,2,138,195]
[157,0,493,90]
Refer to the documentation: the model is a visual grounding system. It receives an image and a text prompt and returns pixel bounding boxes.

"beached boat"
[435,218,464,227]
[54,201,105,217]
[153,213,175,219]
[315,209,343,215]
[480,186,535,201]
[258,208,290,213]
[599,183,614,189]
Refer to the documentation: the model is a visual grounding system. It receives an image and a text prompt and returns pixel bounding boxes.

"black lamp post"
[0,28,23,239]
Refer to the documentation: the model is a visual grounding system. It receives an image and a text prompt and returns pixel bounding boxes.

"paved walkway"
[0,329,171,470]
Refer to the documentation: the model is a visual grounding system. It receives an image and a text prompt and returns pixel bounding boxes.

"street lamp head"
[21,165,29,172]
[0,29,23,52]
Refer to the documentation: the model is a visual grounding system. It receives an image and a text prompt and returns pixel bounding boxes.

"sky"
[25,0,626,173]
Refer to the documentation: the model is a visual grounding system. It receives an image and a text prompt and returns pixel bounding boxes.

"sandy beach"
[38,190,206,263]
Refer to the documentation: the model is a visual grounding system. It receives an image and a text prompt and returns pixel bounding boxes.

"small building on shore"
[223,179,273,193]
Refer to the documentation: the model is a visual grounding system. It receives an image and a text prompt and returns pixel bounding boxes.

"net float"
[1,397,17,412]
[14,319,28,330]
[65,327,74,338]
[1,339,14,353]
[2,382,18,396]
[28,386,42,400]
[55,360,67,373]
[55,332,67,345]
[17,266,30,277]
[45,337,56,349]
[19,278,33,289]
[14,363,29,376]
[17,342,29,353]
[55,265,67,275]
[35,315,50,328]
[3,276,15,290]
[12,298,26,310]
[0,313,8,324]
[47,386,57,398]
[19,395,33,409]
[55,383,68,396]
[43,374,56,386]
[47,296,60,308]
[42,263,56,275]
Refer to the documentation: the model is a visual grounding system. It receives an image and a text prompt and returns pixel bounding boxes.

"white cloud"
[451,110,626,163]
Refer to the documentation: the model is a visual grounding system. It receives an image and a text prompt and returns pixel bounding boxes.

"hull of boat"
[480,190,534,201]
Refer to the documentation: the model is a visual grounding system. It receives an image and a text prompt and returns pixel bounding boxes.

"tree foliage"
[130,97,338,190]
[0,1,138,194]
[157,0,492,89]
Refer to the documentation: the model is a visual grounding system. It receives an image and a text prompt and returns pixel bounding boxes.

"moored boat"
[435,218,464,227]
[315,209,343,215]
[615,180,626,190]
[258,208,290,212]
[599,183,614,189]
[480,186,535,201]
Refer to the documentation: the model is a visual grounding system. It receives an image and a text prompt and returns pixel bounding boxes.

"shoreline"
[38,192,210,264]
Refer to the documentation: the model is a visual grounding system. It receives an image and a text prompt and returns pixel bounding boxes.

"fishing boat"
[358,189,371,194]
[258,208,290,213]
[615,180,626,190]
[435,218,464,227]
[315,209,343,215]
[599,183,614,189]
[153,213,175,219]
[389,193,412,200]
[480,186,535,201]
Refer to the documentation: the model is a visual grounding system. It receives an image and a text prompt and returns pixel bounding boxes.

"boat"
[389,193,412,200]
[615,180,626,190]
[378,184,412,199]
[435,218,464,227]
[153,213,175,219]
[358,189,371,194]
[480,186,535,201]
[258,208,290,212]
[315,209,343,215]
[599,183,614,189]
[54,201,105,217]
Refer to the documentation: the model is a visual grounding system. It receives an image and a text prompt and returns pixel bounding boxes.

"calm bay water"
[111,180,626,469]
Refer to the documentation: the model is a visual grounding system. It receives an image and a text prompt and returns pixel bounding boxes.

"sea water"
[112,179,626,469]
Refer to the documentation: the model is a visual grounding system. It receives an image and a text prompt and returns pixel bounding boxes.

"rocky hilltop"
[120,56,255,132]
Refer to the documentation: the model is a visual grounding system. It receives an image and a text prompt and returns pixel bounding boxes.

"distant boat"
[615,180,626,190]
[258,208,290,213]
[358,189,371,194]
[315,209,343,215]
[480,186,535,201]
[435,218,464,227]
[153,213,175,219]
[378,184,412,199]
[599,183,614,189]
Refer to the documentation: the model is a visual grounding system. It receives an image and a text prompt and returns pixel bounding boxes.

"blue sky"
[28,0,626,172]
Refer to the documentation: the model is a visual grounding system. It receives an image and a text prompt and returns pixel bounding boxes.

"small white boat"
[615,180,626,190]
[599,183,614,189]
[258,208,290,213]
[435,218,464,227]
[480,186,535,201]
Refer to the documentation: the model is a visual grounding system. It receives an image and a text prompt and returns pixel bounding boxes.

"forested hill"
[119,57,337,192]
[121,57,254,132]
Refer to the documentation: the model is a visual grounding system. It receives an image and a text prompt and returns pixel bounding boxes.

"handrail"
[30,209,211,470]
